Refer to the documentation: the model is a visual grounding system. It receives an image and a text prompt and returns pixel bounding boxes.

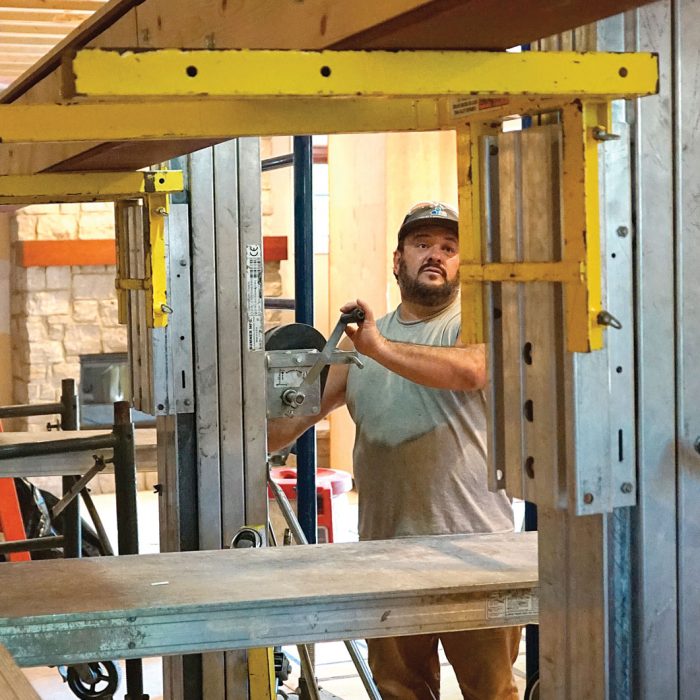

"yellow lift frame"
[0,170,183,329]
[0,48,658,351]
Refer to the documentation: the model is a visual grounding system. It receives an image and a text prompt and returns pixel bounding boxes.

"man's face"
[393,225,460,306]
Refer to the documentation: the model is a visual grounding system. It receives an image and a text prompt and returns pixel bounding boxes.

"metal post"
[293,135,317,545]
[112,400,147,700]
[59,378,81,559]
[524,502,539,685]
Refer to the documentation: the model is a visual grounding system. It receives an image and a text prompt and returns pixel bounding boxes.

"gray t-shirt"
[346,299,513,541]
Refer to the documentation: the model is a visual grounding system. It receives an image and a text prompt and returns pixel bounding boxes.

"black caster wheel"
[524,669,540,700]
[65,660,122,699]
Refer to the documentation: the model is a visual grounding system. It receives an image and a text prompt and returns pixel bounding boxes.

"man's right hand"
[341,299,386,360]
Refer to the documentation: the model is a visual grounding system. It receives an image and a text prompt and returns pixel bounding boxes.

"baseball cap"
[397,201,459,244]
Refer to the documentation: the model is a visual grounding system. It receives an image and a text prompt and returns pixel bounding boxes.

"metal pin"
[597,310,623,330]
[592,127,620,142]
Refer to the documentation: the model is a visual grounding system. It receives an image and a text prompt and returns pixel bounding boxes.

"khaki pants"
[367,626,521,700]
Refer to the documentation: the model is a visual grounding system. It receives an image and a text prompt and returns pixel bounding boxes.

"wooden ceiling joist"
[0,0,658,176]
[0,33,65,43]
[3,1,106,10]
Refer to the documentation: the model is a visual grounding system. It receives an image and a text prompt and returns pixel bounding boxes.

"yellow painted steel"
[456,98,613,353]
[561,100,606,352]
[0,171,183,205]
[114,194,171,329]
[0,98,445,144]
[68,49,659,99]
[114,200,129,326]
[247,647,275,700]
[460,261,583,283]
[0,49,658,353]
[457,125,486,346]
[446,96,563,126]
[147,193,169,329]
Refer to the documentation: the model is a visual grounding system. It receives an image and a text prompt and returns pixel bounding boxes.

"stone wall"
[9,202,124,432]
[6,138,290,491]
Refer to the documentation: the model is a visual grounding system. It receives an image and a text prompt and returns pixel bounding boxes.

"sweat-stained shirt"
[345,298,513,541]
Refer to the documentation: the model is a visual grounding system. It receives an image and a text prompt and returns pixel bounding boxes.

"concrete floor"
[22,490,527,699]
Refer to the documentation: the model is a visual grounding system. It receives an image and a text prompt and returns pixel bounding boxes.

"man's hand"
[339,298,485,392]
[340,298,386,359]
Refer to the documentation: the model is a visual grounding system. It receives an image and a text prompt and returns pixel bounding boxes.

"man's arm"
[342,299,486,392]
[267,357,350,453]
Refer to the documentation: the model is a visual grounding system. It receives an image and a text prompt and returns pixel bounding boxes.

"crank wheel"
[66,660,122,699]
[265,323,329,394]
[524,670,540,700]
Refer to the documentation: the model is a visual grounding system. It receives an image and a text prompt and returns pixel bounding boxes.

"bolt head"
[617,226,629,238]
[583,492,595,505]
[620,482,633,494]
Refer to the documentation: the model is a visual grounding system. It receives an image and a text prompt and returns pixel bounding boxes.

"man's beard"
[397,259,459,307]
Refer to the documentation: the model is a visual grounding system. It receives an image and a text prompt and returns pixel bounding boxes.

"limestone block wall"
[5,137,290,493]
[9,202,125,432]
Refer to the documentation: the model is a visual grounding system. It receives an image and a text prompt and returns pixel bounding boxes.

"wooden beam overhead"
[0,20,83,31]
[0,33,65,44]
[0,0,660,175]
[1,1,106,9]
[0,11,92,24]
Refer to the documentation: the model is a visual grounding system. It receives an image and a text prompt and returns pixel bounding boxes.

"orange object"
[16,236,287,268]
[0,421,31,562]
[17,239,116,267]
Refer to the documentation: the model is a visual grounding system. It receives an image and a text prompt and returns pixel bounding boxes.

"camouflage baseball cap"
[397,201,459,243]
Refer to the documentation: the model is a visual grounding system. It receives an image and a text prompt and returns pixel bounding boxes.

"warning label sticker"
[487,591,538,620]
[245,244,264,351]
[450,97,511,119]
[273,368,307,388]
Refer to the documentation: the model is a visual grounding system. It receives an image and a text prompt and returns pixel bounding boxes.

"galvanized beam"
[0,170,183,205]
[0,532,537,668]
[65,48,659,99]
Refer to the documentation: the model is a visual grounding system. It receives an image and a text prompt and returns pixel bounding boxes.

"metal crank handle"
[340,307,366,325]
[301,307,365,388]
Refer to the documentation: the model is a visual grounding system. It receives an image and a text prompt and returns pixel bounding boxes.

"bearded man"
[268,202,519,700]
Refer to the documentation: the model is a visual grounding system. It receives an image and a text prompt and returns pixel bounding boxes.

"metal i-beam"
[64,49,659,99]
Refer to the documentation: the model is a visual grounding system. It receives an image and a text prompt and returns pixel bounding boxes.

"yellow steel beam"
[0,170,183,204]
[247,648,276,700]
[66,49,659,99]
[146,193,169,329]
[458,124,486,346]
[0,98,445,144]
[561,100,607,352]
